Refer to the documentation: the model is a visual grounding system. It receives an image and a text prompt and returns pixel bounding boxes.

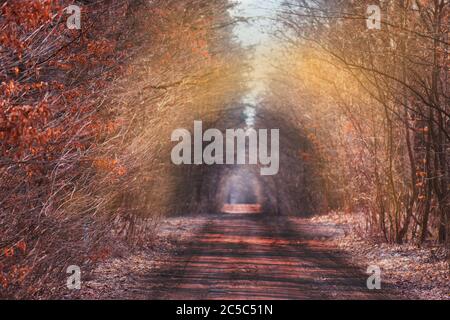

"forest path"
[124,213,394,300]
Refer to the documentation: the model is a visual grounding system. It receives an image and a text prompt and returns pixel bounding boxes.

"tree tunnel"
[166,102,326,216]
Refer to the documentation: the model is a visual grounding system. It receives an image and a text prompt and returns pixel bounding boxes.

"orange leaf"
[17,240,26,253]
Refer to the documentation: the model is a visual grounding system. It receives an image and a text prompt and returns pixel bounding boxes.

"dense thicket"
[0,0,245,298]
[270,0,448,252]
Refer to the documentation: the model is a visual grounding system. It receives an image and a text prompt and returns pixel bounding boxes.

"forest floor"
[76,212,450,300]
[312,212,449,300]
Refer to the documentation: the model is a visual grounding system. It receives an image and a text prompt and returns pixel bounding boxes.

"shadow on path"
[127,214,394,300]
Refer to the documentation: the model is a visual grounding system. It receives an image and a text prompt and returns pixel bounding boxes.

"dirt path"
[111,213,394,300]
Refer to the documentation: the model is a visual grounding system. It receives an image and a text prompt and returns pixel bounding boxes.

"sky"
[229,0,283,105]
[230,0,281,47]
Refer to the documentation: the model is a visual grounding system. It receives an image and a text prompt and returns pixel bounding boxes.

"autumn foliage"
[0,0,244,298]
[272,0,449,253]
